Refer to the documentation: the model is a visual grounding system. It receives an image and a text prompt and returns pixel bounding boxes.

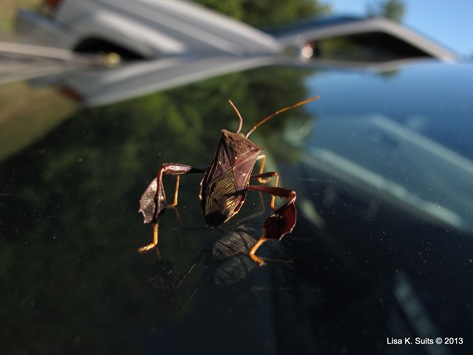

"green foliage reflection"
[0,65,316,353]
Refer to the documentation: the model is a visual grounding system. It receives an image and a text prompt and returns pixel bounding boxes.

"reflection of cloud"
[304,114,473,231]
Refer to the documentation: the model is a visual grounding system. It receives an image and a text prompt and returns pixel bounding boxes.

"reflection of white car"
[12,0,459,107]
[16,0,457,62]
[15,0,280,59]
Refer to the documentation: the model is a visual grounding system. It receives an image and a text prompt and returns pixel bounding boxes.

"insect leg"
[138,223,160,253]
[247,185,297,265]
[251,169,280,209]
[138,163,205,253]
[167,175,180,207]
[254,155,270,182]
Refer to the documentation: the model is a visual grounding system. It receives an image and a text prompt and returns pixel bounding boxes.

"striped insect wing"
[201,130,262,227]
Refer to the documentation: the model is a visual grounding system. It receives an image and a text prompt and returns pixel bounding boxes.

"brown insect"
[138,96,320,265]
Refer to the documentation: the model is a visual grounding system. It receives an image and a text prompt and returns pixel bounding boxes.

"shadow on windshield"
[148,220,295,315]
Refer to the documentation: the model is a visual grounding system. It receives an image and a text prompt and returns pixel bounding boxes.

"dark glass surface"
[1,61,472,355]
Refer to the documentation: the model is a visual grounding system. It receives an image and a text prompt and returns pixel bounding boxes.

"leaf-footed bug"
[138,96,320,265]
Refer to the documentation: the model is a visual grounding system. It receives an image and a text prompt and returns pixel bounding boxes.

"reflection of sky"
[303,61,473,231]
[306,114,473,231]
[306,61,473,158]
[329,0,473,56]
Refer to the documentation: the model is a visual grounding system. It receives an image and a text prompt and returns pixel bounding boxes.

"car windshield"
[1,60,473,354]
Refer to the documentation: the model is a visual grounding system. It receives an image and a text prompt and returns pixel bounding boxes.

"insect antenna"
[245,96,320,138]
[228,99,243,134]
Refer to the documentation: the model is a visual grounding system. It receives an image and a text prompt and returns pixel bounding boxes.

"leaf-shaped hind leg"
[138,163,205,253]
[247,185,296,265]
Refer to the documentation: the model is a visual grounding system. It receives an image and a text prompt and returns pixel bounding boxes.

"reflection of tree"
[0,65,316,353]
[193,0,330,27]
[367,0,406,22]
[2,3,321,353]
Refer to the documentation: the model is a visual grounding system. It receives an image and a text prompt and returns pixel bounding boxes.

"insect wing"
[202,169,240,227]
[204,130,261,187]
[201,131,262,226]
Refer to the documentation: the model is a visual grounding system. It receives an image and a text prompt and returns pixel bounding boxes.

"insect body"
[138,96,320,265]
[200,129,262,227]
